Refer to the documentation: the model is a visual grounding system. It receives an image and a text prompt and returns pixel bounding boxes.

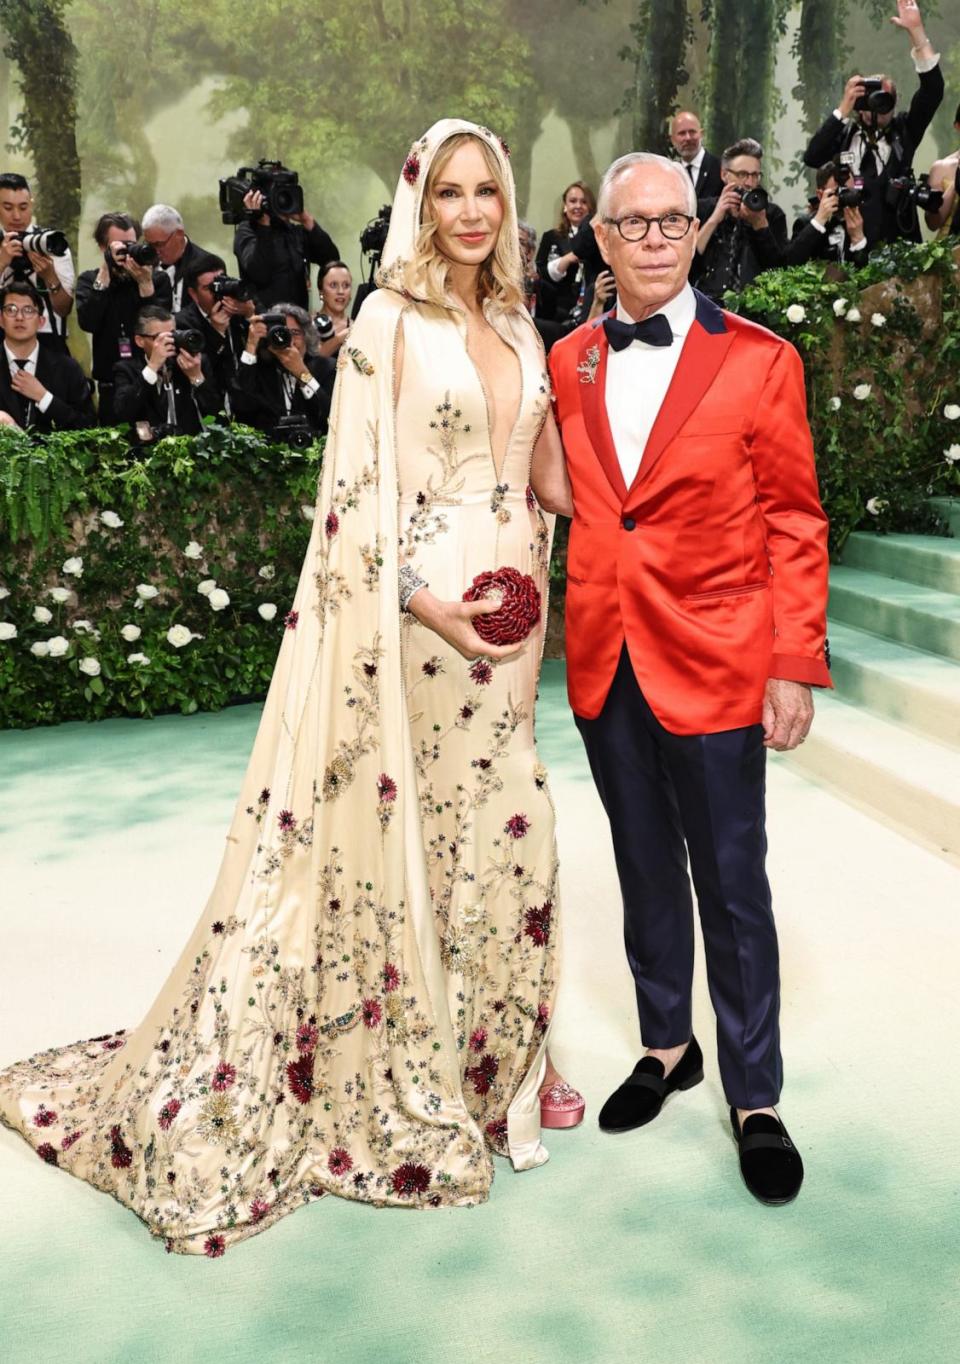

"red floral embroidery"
[278,809,297,831]
[469,1027,488,1053]
[361,998,383,1029]
[286,1052,315,1104]
[382,962,400,992]
[328,1147,353,1176]
[391,1161,432,1196]
[37,1142,58,1165]
[157,1098,182,1130]
[211,1061,236,1092]
[469,658,493,686]
[296,1022,319,1052]
[504,813,530,839]
[325,511,339,537]
[465,1053,499,1096]
[249,1198,271,1223]
[109,1125,133,1169]
[204,1235,226,1258]
[402,153,420,186]
[377,774,397,802]
[284,610,299,630]
[32,1105,57,1128]
[524,901,553,947]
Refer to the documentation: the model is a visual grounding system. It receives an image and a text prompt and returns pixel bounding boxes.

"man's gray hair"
[517,218,538,245]
[271,302,322,355]
[597,153,696,219]
[721,138,764,168]
[142,203,184,233]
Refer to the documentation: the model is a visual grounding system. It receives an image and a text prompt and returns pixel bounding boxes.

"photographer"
[113,304,222,443]
[802,0,943,246]
[234,188,339,311]
[0,173,74,348]
[141,205,218,312]
[230,303,334,442]
[784,162,869,267]
[693,139,787,300]
[924,103,960,237]
[76,212,173,424]
[176,255,254,398]
[0,281,93,432]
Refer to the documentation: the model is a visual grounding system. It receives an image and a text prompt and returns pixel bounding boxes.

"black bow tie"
[603,313,673,351]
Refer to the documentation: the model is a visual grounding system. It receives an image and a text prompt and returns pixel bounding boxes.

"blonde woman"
[0,120,581,1256]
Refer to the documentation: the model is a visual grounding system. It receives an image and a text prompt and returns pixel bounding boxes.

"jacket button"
[622,517,636,531]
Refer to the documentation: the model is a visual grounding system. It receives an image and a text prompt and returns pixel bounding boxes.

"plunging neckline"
[459,310,523,488]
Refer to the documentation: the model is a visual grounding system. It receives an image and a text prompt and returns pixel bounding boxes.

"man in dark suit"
[0,280,94,432]
[784,162,870,267]
[112,303,222,443]
[141,204,219,313]
[234,187,339,310]
[230,303,334,440]
[176,255,254,403]
[693,139,788,300]
[670,111,723,212]
[802,0,943,246]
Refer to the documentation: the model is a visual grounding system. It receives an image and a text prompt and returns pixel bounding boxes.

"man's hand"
[26,249,58,286]
[710,184,743,225]
[10,368,47,404]
[244,315,267,354]
[839,74,867,118]
[844,205,866,243]
[176,348,204,383]
[815,188,840,225]
[208,300,231,336]
[146,331,177,372]
[288,209,316,232]
[0,410,20,427]
[762,679,814,751]
[272,343,307,377]
[891,0,925,39]
[587,269,616,322]
[740,204,769,231]
[0,234,23,271]
[242,189,270,227]
[122,255,154,291]
[223,296,255,320]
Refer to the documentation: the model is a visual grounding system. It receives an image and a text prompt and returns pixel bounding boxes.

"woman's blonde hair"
[403,132,523,313]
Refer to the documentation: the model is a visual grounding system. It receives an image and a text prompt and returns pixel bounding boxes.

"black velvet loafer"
[598,1036,704,1133]
[730,1108,804,1206]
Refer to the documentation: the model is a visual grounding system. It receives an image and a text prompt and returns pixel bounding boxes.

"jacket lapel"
[0,351,27,427]
[577,316,628,505]
[623,290,733,508]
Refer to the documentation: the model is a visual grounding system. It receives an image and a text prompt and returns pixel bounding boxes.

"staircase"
[785,500,960,862]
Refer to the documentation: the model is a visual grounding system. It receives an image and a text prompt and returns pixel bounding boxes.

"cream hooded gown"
[0,119,559,1256]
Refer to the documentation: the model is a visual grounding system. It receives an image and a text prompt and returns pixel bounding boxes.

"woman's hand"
[407,589,527,661]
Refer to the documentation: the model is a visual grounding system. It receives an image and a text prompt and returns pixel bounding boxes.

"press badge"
[118,333,133,360]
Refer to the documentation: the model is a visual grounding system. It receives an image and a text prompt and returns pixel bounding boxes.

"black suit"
[691,199,788,300]
[76,268,173,422]
[683,149,723,209]
[802,62,944,245]
[229,352,334,436]
[112,354,222,441]
[0,346,94,432]
[233,219,339,310]
[783,212,870,268]
[165,240,221,313]
[175,297,248,396]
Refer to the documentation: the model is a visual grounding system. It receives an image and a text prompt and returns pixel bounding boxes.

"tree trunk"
[629,0,690,156]
[567,116,600,193]
[705,0,779,156]
[0,1,81,248]
[797,0,848,140]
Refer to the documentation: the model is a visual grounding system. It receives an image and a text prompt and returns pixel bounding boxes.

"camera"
[112,240,159,269]
[0,226,69,277]
[259,311,292,348]
[854,77,896,117]
[270,413,314,449]
[210,274,254,303]
[219,160,304,225]
[171,328,205,355]
[360,204,392,260]
[885,172,944,214]
[734,185,769,214]
[313,312,335,343]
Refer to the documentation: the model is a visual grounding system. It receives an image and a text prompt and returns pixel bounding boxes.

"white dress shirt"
[604,284,697,490]
[683,146,705,186]
[830,49,941,177]
[4,342,54,414]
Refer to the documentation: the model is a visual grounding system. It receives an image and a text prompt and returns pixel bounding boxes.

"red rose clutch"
[462,567,542,645]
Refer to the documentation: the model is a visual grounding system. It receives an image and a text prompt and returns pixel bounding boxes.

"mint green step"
[929,497,960,538]
[784,691,960,859]
[841,532,960,595]
[827,619,960,747]
[829,566,960,662]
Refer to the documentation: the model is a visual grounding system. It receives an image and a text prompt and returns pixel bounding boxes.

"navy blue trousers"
[575,647,783,1108]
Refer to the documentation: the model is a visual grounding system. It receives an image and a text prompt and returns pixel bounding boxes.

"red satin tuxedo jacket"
[549,291,832,735]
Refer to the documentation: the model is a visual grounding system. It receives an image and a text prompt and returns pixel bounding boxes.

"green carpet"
[1,661,957,1364]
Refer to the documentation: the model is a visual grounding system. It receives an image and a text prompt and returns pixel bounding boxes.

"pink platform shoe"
[539,1080,586,1129]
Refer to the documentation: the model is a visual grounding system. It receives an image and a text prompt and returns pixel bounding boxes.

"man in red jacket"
[549,152,831,1206]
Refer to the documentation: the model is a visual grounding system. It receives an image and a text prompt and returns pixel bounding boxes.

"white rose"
[100,510,124,529]
[136,583,159,601]
[197,579,217,596]
[48,586,71,604]
[166,624,201,648]
[0,622,17,641]
[853,383,871,401]
[47,635,70,658]
[832,298,849,317]
[785,304,806,324]
[72,619,94,634]
[828,396,842,411]
[62,556,83,577]
[184,541,203,560]
[871,312,886,328]
[944,445,960,465]
[120,624,141,642]
[207,587,231,612]
[78,657,101,677]
[865,497,889,516]
[943,404,960,421]
[0,587,9,600]
[30,640,49,657]
[127,652,151,665]
[301,505,315,522]
[845,307,861,323]
[33,606,53,624]
[258,565,276,580]
[258,603,277,621]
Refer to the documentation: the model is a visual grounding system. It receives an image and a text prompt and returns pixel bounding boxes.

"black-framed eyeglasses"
[603,212,695,242]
